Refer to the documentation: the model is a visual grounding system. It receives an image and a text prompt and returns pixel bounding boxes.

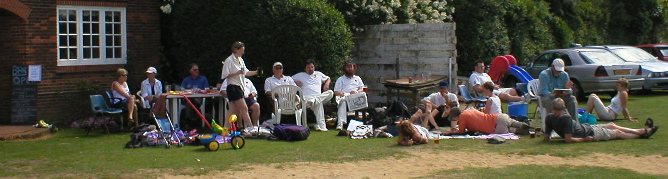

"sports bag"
[272,124,310,141]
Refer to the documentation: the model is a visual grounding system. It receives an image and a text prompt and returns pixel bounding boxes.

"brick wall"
[0,0,161,125]
[352,23,457,107]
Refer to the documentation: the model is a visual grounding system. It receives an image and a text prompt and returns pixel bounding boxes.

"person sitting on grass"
[482,81,501,114]
[544,98,658,143]
[397,120,429,146]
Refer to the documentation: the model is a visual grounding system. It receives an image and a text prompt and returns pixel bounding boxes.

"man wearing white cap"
[140,67,163,108]
[538,58,578,121]
[293,59,334,131]
[264,62,297,96]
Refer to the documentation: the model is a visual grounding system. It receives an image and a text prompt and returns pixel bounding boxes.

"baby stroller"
[151,107,184,149]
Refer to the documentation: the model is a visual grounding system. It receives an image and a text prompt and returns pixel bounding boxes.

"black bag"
[386,101,410,119]
[272,124,310,141]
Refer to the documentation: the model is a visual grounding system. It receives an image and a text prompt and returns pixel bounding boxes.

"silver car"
[587,45,668,90]
[524,47,645,100]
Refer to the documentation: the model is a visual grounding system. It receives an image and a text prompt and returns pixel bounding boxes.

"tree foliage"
[161,0,353,85]
[327,0,454,32]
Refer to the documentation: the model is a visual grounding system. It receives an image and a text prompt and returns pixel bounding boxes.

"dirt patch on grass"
[164,149,668,178]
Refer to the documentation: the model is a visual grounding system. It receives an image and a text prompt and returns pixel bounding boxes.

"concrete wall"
[352,23,457,107]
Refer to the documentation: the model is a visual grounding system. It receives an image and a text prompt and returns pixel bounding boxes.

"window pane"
[105,24,112,34]
[59,35,67,46]
[114,11,121,22]
[58,10,68,21]
[114,36,121,46]
[115,47,121,58]
[69,36,77,46]
[70,48,77,59]
[83,48,90,58]
[83,23,90,33]
[93,48,100,58]
[83,11,90,21]
[91,11,99,22]
[68,10,76,21]
[59,48,68,59]
[68,23,76,34]
[83,35,90,46]
[92,35,99,46]
[114,24,121,35]
[106,36,113,46]
[92,23,99,34]
[106,48,113,58]
[58,23,66,33]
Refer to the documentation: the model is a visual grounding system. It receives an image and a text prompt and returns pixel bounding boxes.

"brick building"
[0,0,162,124]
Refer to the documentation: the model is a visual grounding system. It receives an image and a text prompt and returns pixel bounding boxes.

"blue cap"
[438,80,449,88]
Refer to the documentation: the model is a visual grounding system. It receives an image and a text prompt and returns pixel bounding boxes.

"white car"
[587,45,668,90]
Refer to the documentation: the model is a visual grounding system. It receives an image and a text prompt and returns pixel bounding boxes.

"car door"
[526,52,562,78]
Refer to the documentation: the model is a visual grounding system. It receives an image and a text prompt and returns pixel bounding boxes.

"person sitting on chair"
[180,63,210,130]
[111,68,139,127]
[140,67,163,109]
[482,81,502,114]
[544,98,658,143]
[469,60,530,103]
[538,58,578,121]
[333,60,366,130]
[292,59,334,131]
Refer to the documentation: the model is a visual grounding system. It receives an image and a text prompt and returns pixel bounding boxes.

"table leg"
[218,97,225,125]
[171,98,179,126]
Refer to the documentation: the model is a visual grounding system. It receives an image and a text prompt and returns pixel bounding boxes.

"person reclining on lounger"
[544,98,658,143]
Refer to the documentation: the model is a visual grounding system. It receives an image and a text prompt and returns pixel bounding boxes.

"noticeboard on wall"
[11,65,38,125]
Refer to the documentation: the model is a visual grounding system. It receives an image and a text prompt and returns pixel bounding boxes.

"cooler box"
[507,102,528,117]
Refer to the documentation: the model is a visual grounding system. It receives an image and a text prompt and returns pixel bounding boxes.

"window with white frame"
[57,6,126,66]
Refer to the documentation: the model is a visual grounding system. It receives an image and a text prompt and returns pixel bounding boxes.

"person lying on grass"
[544,98,658,143]
[397,120,429,146]
[442,107,531,135]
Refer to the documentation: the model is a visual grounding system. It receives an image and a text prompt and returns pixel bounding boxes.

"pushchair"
[150,107,184,149]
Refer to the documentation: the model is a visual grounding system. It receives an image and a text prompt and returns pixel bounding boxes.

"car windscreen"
[659,47,668,56]
[610,48,658,62]
[579,50,624,64]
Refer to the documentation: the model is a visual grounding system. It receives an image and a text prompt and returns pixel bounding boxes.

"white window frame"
[57,5,127,66]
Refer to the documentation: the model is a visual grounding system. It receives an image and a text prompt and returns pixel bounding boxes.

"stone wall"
[352,23,457,107]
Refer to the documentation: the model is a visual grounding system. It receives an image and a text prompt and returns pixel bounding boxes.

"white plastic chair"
[272,85,307,126]
[527,79,547,129]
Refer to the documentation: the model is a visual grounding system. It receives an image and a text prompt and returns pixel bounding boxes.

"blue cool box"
[507,102,528,117]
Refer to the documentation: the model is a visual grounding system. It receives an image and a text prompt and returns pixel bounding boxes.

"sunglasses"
[274,67,283,70]
[120,75,128,77]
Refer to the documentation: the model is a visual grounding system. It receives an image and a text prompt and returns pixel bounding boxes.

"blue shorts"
[226,85,244,101]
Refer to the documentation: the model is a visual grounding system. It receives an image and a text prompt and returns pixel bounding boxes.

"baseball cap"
[438,80,449,88]
[145,67,157,74]
[344,60,355,66]
[273,62,283,67]
[552,58,565,72]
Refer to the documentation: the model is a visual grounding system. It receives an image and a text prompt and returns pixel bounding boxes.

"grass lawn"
[1,91,668,178]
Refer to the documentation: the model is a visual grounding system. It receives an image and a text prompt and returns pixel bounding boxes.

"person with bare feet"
[544,98,658,143]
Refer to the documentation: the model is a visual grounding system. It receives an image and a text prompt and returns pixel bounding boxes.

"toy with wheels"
[181,95,247,151]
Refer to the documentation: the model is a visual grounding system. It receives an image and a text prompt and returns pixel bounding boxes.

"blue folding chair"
[88,95,123,136]
[457,85,487,109]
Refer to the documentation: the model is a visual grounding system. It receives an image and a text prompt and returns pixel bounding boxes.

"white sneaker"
[336,123,344,131]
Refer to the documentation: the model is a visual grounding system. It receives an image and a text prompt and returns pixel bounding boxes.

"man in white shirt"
[420,80,459,129]
[220,78,260,128]
[264,62,297,96]
[469,60,530,103]
[292,59,334,131]
[334,60,366,130]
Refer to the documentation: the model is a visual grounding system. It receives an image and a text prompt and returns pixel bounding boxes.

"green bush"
[162,0,353,84]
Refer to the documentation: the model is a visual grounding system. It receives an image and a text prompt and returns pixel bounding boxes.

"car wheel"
[571,80,585,101]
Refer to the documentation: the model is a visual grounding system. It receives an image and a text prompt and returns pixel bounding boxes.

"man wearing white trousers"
[334,60,366,131]
[293,59,334,131]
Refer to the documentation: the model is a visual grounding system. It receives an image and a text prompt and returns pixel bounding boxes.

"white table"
[165,93,226,126]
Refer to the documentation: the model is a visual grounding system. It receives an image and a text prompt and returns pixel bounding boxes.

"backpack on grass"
[272,124,310,141]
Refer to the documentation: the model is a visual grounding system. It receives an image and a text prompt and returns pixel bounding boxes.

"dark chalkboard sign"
[11,65,38,124]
